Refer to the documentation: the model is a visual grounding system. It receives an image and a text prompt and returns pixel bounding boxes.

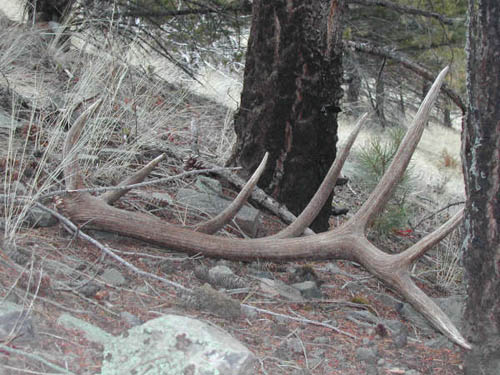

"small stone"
[241,305,258,319]
[101,268,127,287]
[120,312,143,327]
[356,347,377,364]
[0,310,35,344]
[181,283,241,320]
[291,281,323,299]
[392,325,409,348]
[77,282,101,298]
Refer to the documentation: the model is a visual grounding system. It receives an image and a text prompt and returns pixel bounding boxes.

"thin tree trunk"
[231,0,345,232]
[443,99,452,127]
[462,0,500,373]
[375,57,387,127]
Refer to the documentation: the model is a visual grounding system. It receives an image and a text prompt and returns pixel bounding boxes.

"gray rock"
[120,311,143,327]
[383,319,406,335]
[23,206,58,228]
[208,265,246,289]
[258,278,303,301]
[57,313,112,345]
[195,175,223,195]
[285,338,304,354]
[0,308,35,344]
[241,304,258,319]
[392,324,409,348]
[434,295,465,329]
[356,347,377,364]
[424,336,454,350]
[0,111,23,132]
[396,302,434,335]
[348,310,379,325]
[176,186,261,237]
[76,282,101,298]
[181,283,241,319]
[324,262,343,274]
[101,268,127,287]
[102,314,256,375]
[366,365,379,375]
[396,294,465,338]
[291,281,323,299]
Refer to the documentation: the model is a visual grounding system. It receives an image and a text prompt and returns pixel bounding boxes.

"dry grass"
[0,17,232,245]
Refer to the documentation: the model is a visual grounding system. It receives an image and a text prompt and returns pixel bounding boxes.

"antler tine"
[101,153,166,204]
[352,66,449,229]
[393,272,471,349]
[63,99,104,191]
[194,152,269,234]
[272,112,370,238]
[397,208,464,266]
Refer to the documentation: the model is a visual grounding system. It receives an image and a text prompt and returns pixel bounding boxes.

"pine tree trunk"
[231,0,345,232]
[462,1,500,373]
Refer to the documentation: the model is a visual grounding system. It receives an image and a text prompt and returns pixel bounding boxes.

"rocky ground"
[0,11,467,375]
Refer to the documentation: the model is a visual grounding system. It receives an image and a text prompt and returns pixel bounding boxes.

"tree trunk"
[462,0,500,373]
[345,58,361,114]
[375,57,387,127]
[443,99,452,127]
[231,0,345,232]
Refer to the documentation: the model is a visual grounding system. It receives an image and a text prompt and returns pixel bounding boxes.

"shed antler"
[56,67,470,349]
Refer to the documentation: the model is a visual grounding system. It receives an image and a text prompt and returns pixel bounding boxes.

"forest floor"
[0,10,467,375]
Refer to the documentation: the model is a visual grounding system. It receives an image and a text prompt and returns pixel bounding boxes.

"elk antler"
[55,66,470,349]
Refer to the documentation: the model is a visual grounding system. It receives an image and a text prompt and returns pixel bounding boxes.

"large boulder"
[102,314,256,375]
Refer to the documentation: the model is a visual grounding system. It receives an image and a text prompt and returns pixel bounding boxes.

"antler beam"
[56,66,470,349]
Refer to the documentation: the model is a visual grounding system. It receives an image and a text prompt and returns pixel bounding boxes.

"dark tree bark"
[462,0,500,373]
[231,0,345,232]
[25,0,74,22]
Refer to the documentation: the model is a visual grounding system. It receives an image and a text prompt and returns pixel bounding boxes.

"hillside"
[0,8,467,375]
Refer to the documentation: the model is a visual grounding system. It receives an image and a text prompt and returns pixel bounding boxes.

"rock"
[5,244,31,265]
[176,184,261,237]
[208,265,246,289]
[23,206,58,228]
[348,310,379,325]
[181,283,241,319]
[313,336,330,345]
[76,282,101,298]
[120,311,143,328]
[102,314,256,375]
[241,304,258,319]
[395,294,466,339]
[258,278,303,301]
[392,324,409,348]
[424,336,454,350]
[434,295,465,329]
[0,307,35,345]
[395,302,434,335]
[195,175,223,195]
[324,262,342,274]
[291,281,323,299]
[101,268,127,287]
[0,111,23,132]
[356,347,377,364]
[57,313,112,345]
